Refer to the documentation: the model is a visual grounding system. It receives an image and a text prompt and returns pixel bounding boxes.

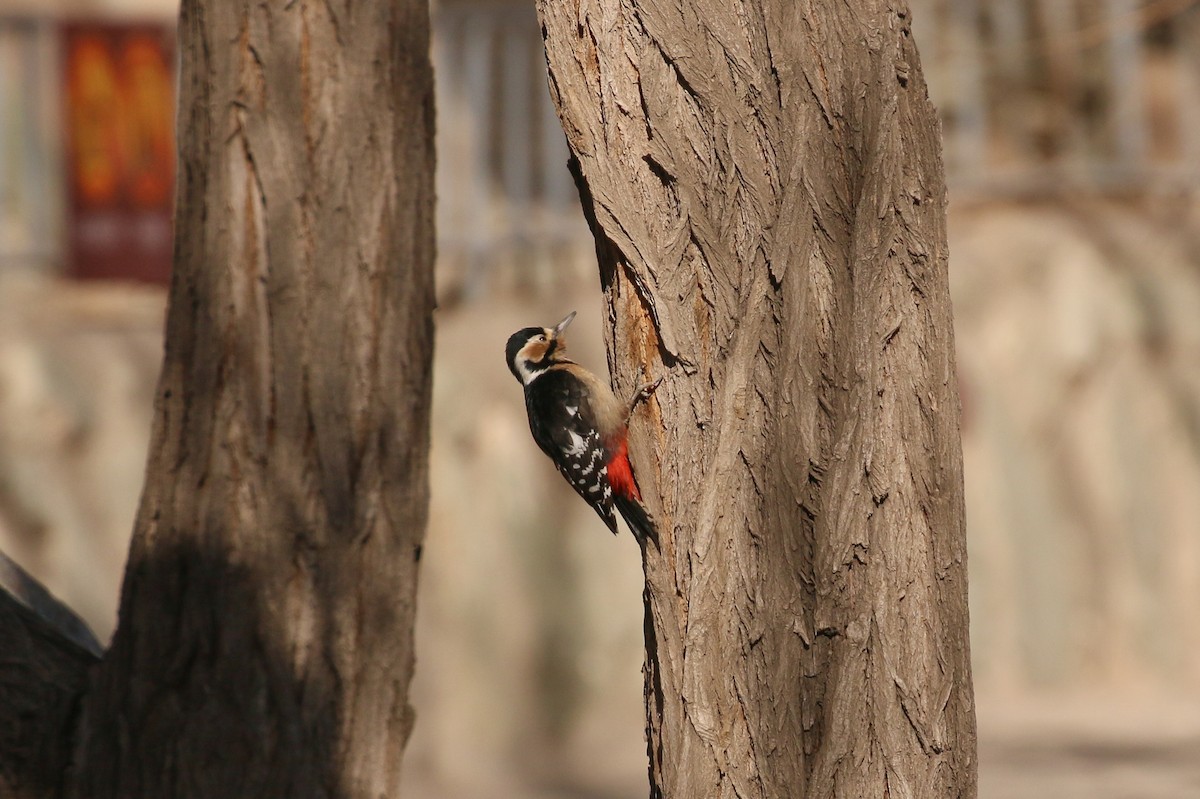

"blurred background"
[2,0,1199,796]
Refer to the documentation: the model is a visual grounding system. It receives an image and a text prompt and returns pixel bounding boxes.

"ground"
[978,695,1200,799]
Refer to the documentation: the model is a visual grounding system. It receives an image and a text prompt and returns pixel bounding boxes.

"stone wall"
[2,199,1199,796]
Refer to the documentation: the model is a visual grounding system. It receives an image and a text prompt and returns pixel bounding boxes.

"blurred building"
[6,1,1199,275]
[1,1,1200,797]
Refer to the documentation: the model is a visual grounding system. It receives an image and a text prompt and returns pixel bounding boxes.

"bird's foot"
[627,375,664,419]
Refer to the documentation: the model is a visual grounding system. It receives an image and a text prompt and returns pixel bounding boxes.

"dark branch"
[0,553,100,799]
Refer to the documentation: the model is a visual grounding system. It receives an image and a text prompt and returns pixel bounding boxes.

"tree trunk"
[536,0,976,796]
[0,0,435,796]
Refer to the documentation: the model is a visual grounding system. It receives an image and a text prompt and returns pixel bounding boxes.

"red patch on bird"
[606,436,641,501]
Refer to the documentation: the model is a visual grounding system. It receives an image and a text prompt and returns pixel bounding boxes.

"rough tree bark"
[535,0,976,796]
[0,0,435,796]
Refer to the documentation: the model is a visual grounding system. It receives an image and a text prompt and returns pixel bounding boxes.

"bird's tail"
[615,495,660,550]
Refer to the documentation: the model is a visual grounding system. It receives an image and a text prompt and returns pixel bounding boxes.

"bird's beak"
[553,311,577,337]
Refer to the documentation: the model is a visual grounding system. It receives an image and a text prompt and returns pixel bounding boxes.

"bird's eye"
[537,334,547,342]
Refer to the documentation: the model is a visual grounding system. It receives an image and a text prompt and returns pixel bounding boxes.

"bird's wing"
[525,370,615,513]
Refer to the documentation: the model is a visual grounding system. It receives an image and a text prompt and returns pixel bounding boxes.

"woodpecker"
[505,311,659,546]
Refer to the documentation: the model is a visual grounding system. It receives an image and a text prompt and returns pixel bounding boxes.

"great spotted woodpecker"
[505,311,659,546]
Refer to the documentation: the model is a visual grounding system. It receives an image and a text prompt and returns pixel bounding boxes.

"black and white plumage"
[526,368,613,510]
[505,311,658,545]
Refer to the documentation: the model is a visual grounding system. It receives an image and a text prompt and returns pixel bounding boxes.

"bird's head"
[505,311,576,385]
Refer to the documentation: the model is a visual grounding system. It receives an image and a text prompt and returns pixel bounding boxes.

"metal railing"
[0,18,61,269]
[433,3,592,300]
[915,0,1200,194]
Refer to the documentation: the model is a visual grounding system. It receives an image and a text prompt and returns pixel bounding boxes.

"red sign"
[63,24,174,284]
